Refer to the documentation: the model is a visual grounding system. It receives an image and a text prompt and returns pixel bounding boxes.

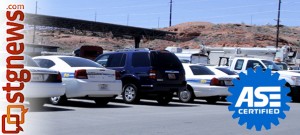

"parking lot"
[23,98,300,135]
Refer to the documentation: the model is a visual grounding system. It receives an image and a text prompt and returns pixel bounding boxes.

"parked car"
[1,55,65,108]
[179,64,234,103]
[33,56,122,106]
[95,48,186,105]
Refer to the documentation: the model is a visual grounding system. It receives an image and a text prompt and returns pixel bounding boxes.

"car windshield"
[190,65,215,75]
[59,57,102,67]
[216,68,237,75]
[262,60,281,71]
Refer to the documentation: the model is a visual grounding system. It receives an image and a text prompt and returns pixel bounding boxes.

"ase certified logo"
[227,67,291,131]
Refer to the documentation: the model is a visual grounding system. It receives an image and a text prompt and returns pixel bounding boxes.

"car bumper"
[140,82,186,94]
[191,84,230,97]
[65,80,122,98]
[23,82,66,98]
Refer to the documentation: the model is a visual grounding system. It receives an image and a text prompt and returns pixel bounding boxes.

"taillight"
[115,71,121,80]
[210,78,220,86]
[149,69,156,79]
[75,69,88,79]
[57,72,62,82]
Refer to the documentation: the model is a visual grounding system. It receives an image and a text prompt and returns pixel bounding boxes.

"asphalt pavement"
[22,98,300,135]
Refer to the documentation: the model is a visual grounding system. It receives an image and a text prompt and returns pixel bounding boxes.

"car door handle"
[120,70,126,74]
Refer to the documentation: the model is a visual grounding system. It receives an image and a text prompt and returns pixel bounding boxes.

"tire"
[94,98,111,106]
[285,83,298,102]
[157,94,173,105]
[205,96,220,104]
[28,98,46,109]
[122,83,140,104]
[50,95,68,105]
[178,87,195,103]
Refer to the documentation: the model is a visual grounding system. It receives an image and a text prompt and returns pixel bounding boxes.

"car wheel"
[122,83,140,104]
[28,98,46,109]
[50,95,68,105]
[178,87,195,103]
[205,96,220,104]
[94,98,111,106]
[286,83,298,102]
[157,94,173,105]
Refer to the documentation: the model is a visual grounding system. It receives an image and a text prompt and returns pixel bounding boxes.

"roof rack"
[115,48,149,52]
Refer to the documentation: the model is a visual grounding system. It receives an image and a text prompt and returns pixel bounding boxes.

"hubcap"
[51,96,60,104]
[180,90,191,102]
[124,86,135,101]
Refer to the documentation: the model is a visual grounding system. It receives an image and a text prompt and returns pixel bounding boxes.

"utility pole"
[169,0,172,27]
[32,1,37,43]
[276,0,281,48]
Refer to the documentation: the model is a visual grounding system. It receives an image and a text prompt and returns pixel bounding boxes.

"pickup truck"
[229,57,300,102]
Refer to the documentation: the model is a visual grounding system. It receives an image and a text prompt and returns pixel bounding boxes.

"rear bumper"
[23,82,66,98]
[65,79,122,98]
[191,84,230,97]
[140,82,186,94]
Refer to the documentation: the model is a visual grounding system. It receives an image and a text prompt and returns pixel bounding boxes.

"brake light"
[149,70,156,79]
[115,71,121,80]
[210,78,220,86]
[75,69,88,79]
[57,72,62,82]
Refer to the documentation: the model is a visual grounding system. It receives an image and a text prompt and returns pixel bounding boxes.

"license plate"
[224,80,233,86]
[99,84,108,90]
[168,74,176,79]
[31,75,44,82]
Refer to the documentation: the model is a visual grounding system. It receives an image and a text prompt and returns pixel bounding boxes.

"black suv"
[95,49,186,105]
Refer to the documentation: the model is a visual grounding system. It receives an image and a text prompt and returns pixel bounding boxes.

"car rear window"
[190,66,215,75]
[59,57,101,67]
[151,51,183,69]
[216,68,237,75]
[25,56,40,67]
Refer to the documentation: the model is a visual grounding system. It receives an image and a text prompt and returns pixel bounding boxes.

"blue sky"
[23,0,300,28]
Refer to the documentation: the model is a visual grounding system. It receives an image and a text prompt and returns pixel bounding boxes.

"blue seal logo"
[227,67,291,131]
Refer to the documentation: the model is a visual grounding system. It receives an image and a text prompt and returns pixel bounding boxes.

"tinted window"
[132,53,150,67]
[59,57,101,67]
[216,68,237,75]
[190,66,215,75]
[24,56,39,67]
[262,60,281,71]
[34,59,55,68]
[106,53,126,67]
[275,63,288,70]
[96,54,110,67]
[234,59,244,70]
[246,60,264,70]
[151,51,183,69]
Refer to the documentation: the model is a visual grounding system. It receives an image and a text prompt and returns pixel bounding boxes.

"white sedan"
[178,64,234,103]
[33,56,122,106]
[1,55,65,108]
